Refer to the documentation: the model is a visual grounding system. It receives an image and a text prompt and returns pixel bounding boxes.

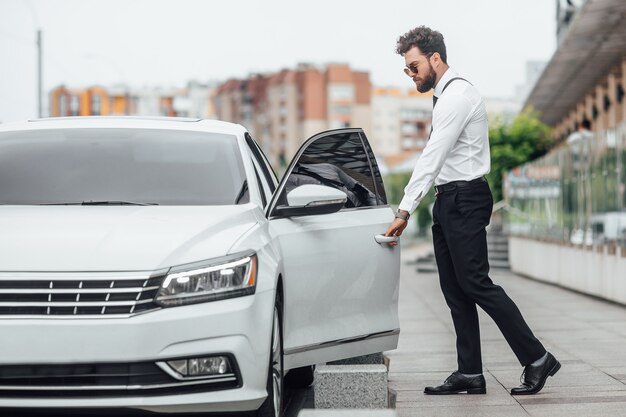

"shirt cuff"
[398,194,420,215]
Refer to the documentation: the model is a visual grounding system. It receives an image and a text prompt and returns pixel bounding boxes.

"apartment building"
[48,82,216,119]
[214,63,371,166]
[370,87,433,157]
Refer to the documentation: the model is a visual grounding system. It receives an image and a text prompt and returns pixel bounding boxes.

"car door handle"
[374,234,399,244]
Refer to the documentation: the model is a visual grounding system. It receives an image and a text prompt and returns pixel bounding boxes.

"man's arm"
[384,93,474,244]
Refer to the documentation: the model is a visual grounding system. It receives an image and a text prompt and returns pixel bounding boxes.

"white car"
[0,117,400,416]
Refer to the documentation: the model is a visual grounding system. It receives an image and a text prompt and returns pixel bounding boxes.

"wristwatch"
[395,210,410,221]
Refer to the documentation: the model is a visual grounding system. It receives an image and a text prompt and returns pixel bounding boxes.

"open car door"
[267,128,400,369]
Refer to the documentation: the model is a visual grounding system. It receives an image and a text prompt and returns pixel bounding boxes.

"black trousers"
[431,180,546,374]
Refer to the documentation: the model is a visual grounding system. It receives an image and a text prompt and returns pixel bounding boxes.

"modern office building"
[507,0,626,304]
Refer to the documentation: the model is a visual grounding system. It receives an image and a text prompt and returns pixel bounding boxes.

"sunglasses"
[403,53,435,77]
[403,64,419,77]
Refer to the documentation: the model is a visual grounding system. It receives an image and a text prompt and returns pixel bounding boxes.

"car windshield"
[0,128,249,205]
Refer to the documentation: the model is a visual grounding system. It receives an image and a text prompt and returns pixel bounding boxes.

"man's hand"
[384,211,409,246]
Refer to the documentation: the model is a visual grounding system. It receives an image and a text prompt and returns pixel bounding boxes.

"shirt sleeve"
[398,93,474,214]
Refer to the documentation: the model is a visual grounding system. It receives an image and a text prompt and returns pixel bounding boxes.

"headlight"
[155,252,257,307]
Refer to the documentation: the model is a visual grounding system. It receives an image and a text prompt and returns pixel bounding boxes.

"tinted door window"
[360,132,387,205]
[278,130,386,209]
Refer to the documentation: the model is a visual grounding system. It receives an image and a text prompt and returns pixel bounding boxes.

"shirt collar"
[433,68,458,98]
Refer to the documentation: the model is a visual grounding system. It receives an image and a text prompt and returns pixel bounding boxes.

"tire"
[256,297,284,417]
[284,365,315,389]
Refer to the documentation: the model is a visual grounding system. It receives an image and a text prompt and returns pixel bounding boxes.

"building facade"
[214,63,371,167]
[508,0,626,304]
[49,82,217,119]
[370,87,433,157]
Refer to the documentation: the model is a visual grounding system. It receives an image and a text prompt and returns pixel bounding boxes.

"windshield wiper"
[39,201,159,206]
[81,200,159,206]
[235,180,249,204]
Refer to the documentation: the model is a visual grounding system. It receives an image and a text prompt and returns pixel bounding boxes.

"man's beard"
[415,63,436,93]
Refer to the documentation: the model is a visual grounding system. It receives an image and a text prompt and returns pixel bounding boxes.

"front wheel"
[256,298,284,417]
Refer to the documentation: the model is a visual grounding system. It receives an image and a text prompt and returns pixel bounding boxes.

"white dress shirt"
[398,68,491,214]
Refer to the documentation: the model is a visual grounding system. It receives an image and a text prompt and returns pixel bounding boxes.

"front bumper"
[0,289,275,413]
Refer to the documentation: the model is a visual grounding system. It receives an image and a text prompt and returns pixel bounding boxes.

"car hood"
[0,205,260,272]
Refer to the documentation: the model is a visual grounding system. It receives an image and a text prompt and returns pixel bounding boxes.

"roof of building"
[215,78,243,94]
[524,0,626,126]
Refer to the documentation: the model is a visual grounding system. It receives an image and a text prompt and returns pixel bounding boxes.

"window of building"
[328,84,354,101]
[400,107,429,119]
[402,139,415,148]
[59,95,67,117]
[70,96,80,116]
[401,123,418,134]
[332,105,352,115]
[91,95,101,116]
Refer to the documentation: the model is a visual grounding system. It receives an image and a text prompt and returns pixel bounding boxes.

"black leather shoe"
[511,352,561,395]
[424,371,486,395]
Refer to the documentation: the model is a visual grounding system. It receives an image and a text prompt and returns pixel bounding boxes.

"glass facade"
[504,122,626,249]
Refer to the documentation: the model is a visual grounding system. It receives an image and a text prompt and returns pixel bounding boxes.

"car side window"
[245,134,277,192]
[255,143,278,191]
[359,132,388,205]
[278,131,387,209]
[250,156,269,207]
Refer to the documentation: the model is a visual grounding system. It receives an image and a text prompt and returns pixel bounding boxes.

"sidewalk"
[388,243,626,417]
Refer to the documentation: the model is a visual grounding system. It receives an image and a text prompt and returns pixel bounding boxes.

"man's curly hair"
[396,26,447,64]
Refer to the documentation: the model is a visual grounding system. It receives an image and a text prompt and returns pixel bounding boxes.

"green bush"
[487,108,554,201]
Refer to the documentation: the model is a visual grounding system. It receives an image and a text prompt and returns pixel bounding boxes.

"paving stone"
[396,405,530,417]
[391,372,517,407]
[522,402,626,417]
[299,411,397,417]
[386,243,626,417]
[314,365,388,409]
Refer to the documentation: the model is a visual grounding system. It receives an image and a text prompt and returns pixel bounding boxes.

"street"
[389,243,626,417]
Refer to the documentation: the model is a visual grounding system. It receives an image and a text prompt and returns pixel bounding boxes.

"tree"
[487,108,554,201]
[383,108,553,235]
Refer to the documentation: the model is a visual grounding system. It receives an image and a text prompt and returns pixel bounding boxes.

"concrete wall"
[509,236,626,305]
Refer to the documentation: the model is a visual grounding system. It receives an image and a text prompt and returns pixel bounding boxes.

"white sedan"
[0,117,400,416]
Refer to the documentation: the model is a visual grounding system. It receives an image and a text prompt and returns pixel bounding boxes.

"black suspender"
[440,77,471,97]
[428,77,473,140]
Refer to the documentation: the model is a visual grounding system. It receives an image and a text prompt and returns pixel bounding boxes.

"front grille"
[0,272,164,317]
[0,359,240,397]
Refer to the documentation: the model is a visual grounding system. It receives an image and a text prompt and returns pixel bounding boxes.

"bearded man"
[384,26,560,396]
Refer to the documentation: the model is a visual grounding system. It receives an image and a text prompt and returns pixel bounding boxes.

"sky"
[0,0,557,122]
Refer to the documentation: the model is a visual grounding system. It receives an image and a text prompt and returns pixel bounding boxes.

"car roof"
[0,116,248,136]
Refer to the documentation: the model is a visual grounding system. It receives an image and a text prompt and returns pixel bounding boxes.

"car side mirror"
[272,184,347,217]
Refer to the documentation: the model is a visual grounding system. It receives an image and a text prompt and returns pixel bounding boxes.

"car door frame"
[263,128,400,369]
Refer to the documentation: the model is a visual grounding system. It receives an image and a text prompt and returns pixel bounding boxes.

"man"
[384,26,560,396]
